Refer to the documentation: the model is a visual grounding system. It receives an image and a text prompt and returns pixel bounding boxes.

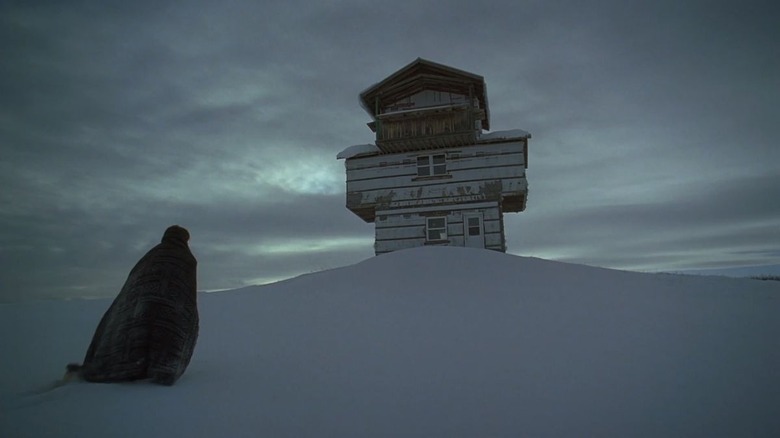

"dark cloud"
[509,171,780,270]
[1,0,778,301]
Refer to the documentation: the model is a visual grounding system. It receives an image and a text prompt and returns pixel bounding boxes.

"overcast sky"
[1,0,778,302]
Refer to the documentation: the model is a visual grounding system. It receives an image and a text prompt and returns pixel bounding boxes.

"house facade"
[337,58,530,254]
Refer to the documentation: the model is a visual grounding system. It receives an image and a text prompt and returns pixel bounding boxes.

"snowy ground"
[1,247,778,437]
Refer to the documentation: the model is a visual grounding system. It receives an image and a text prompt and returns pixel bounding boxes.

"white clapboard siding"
[351,178,527,210]
[375,224,426,241]
[375,234,503,254]
[373,206,505,254]
[345,141,524,175]
[345,141,526,215]
[348,166,525,193]
[345,149,524,179]
[375,222,464,242]
[482,219,503,235]
[376,238,464,254]
[375,238,428,253]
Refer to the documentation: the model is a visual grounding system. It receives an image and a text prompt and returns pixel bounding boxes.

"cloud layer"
[1,0,778,301]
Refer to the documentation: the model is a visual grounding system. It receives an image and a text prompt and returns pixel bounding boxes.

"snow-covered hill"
[2,247,778,437]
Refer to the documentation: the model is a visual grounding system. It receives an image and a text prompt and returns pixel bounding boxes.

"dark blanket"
[68,225,199,385]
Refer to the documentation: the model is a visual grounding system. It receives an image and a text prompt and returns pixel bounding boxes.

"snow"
[2,247,779,437]
[336,143,381,160]
[478,129,531,141]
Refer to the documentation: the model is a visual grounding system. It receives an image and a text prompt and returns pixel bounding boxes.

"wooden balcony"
[373,106,482,153]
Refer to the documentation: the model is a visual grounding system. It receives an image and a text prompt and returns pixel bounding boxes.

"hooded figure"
[68,225,199,385]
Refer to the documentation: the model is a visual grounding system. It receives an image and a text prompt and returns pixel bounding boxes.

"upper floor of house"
[338,131,530,222]
[359,58,491,153]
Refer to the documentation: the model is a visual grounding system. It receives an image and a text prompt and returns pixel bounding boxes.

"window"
[417,154,446,177]
[426,217,447,241]
[467,217,481,236]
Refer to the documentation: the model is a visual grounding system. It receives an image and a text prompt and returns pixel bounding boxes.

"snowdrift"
[1,247,778,437]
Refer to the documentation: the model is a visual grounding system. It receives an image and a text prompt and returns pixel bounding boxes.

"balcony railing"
[375,106,480,153]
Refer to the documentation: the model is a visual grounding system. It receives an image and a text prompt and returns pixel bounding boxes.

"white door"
[463,212,485,248]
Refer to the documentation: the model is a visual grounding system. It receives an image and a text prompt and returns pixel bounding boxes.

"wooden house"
[337,58,530,254]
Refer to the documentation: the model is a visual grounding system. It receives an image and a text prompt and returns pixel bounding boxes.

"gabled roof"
[359,58,490,130]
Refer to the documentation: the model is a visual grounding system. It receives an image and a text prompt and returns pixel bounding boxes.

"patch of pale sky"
[243,145,347,196]
[574,221,776,273]
[508,247,577,262]
[257,236,374,256]
[105,142,346,204]
[638,247,768,272]
[203,237,373,278]
[261,161,344,196]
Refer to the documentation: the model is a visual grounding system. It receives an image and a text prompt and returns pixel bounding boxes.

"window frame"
[416,153,447,177]
[467,216,482,237]
[426,216,448,241]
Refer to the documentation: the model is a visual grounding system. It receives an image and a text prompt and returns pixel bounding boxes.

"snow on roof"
[478,129,531,141]
[336,143,380,160]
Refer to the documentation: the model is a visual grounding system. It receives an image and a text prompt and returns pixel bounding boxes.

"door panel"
[463,213,485,248]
